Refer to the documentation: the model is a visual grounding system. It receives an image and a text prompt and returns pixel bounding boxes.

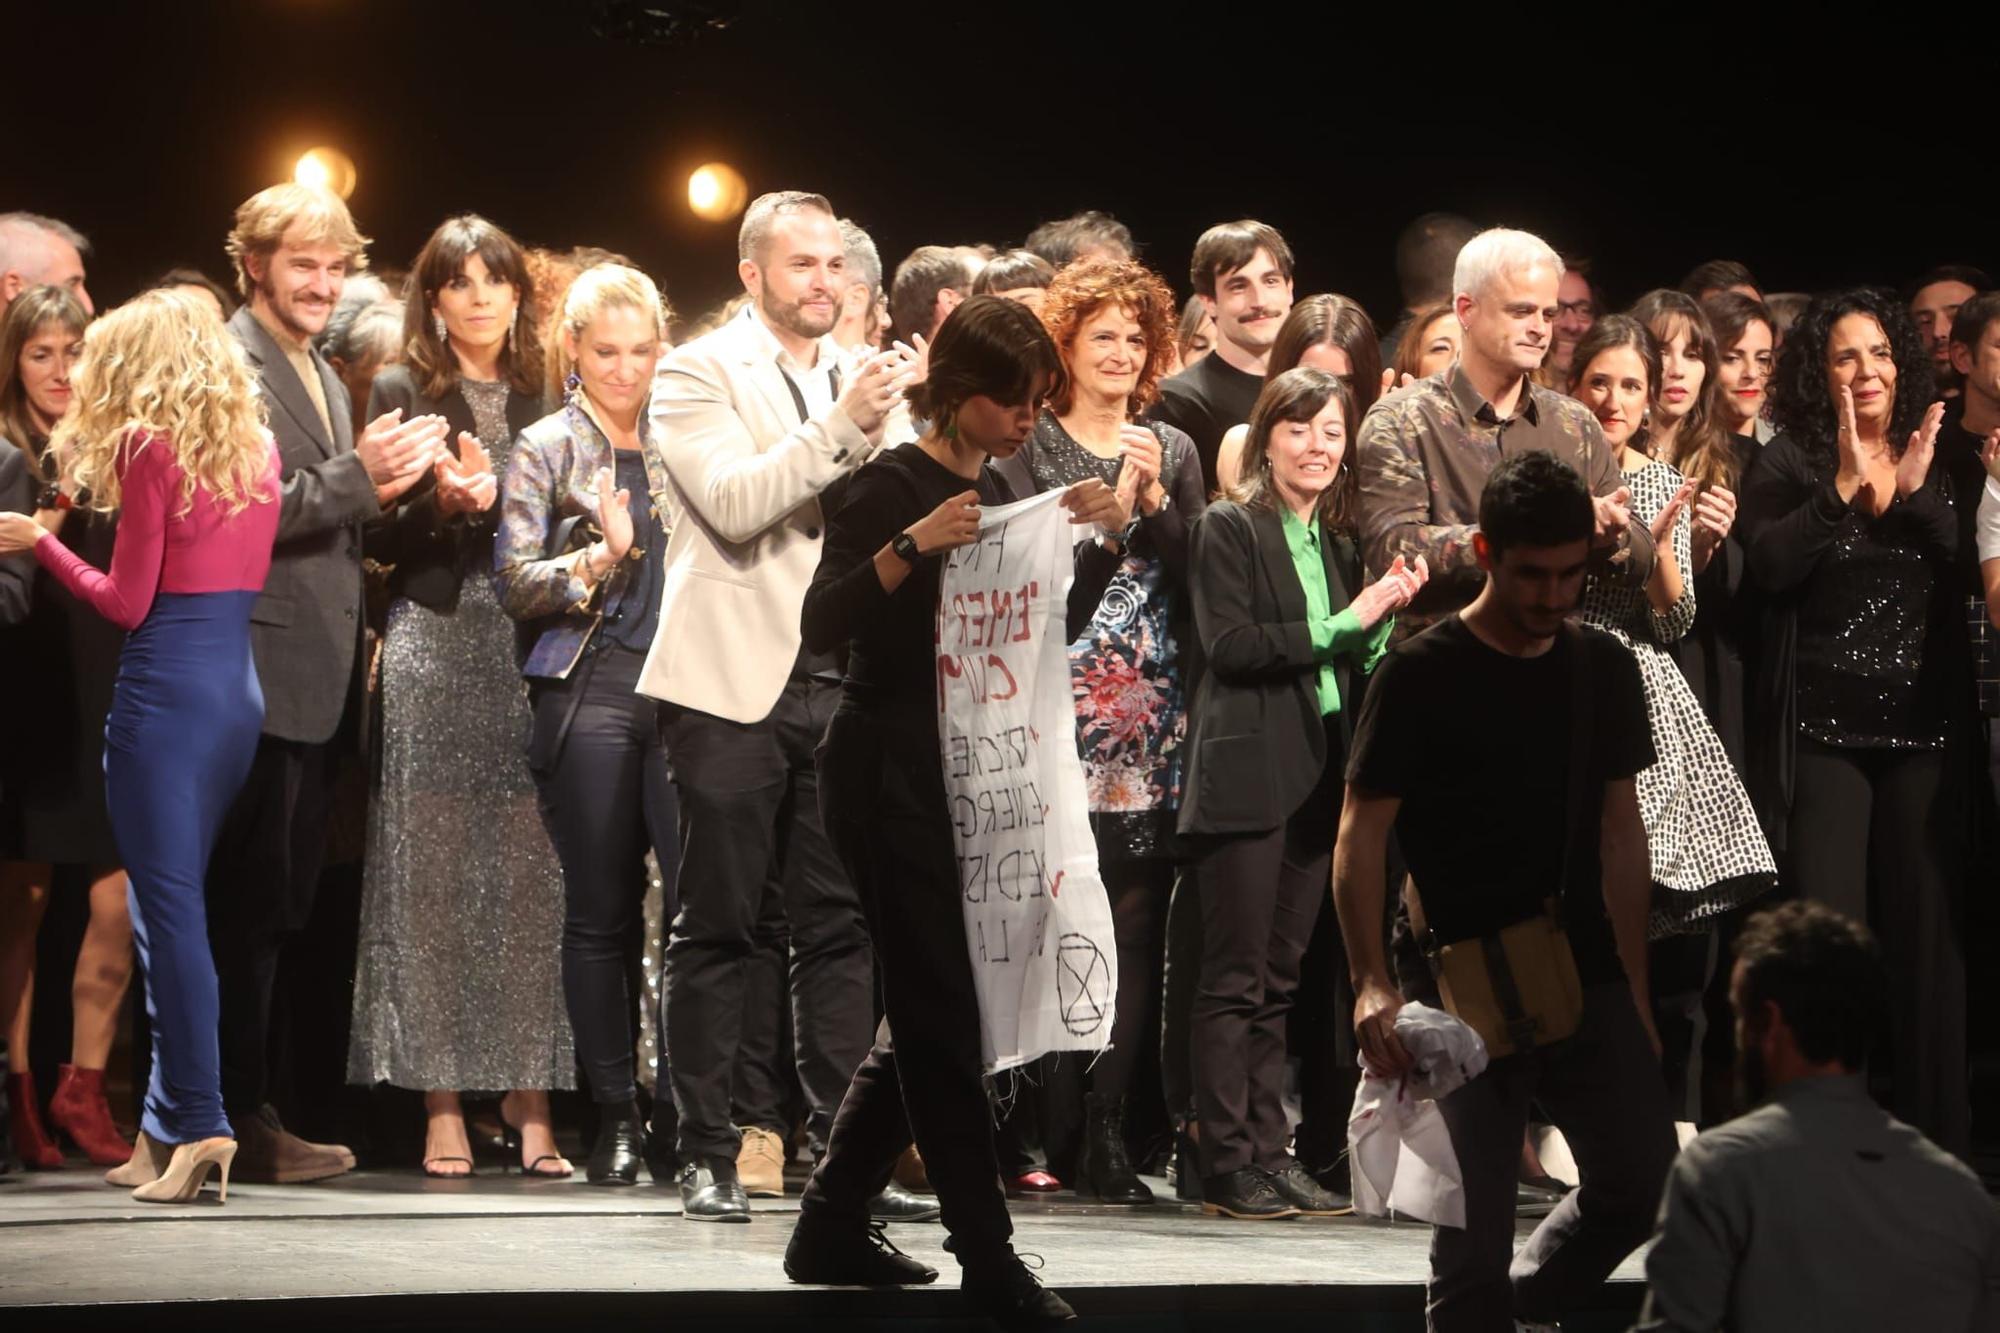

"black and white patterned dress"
[1579,457,1775,936]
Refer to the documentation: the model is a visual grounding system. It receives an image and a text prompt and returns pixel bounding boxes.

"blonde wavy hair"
[50,289,271,516]
[544,263,670,405]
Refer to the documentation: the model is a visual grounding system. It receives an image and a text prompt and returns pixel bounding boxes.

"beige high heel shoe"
[131,1137,237,1204]
[106,1130,173,1187]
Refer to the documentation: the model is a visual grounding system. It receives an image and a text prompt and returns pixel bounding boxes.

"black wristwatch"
[891,531,921,564]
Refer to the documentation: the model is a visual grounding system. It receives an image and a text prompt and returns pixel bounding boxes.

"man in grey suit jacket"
[204,184,444,1184]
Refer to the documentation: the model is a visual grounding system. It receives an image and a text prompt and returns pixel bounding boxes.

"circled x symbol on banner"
[1057,934,1109,1036]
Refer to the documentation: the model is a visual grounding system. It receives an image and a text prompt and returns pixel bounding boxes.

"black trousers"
[204,733,335,1116]
[1788,736,1970,1156]
[800,708,1012,1258]
[1424,983,1676,1332]
[1188,723,1343,1178]
[661,676,872,1164]
[529,645,680,1106]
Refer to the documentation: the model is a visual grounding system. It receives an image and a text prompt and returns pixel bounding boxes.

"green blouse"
[1280,507,1395,715]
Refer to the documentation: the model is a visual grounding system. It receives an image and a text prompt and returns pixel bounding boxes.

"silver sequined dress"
[1579,456,1776,937]
[348,378,574,1091]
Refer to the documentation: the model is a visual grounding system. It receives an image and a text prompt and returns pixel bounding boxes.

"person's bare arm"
[1334,785,1410,1077]
[1600,775,1660,1055]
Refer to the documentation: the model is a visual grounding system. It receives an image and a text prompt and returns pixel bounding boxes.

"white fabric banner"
[936,489,1118,1074]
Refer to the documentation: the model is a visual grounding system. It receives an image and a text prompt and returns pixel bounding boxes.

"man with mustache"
[1355,227,1655,638]
[640,190,924,1222]
[203,183,447,1185]
[1637,902,1999,1332]
[1149,219,1295,496]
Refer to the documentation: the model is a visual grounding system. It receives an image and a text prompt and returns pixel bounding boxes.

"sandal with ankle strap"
[520,1153,573,1179]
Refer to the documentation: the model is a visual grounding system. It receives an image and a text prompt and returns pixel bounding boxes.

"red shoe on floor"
[48,1065,134,1167]
[6,1071,65,1169]
[1005,1168,1062,1197]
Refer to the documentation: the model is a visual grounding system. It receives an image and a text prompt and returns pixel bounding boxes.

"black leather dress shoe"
[868,1181,943,1222]
[1268,1160,1354,1216]
[586,1107,646,1186]
[679,1159,751,1222]
[784,1212,938,1285]
[1199,1167,1299,1220]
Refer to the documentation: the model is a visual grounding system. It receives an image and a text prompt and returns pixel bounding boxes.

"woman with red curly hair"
[991,256,1205,1206]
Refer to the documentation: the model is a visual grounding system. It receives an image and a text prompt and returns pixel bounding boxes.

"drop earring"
[433,311,448,344]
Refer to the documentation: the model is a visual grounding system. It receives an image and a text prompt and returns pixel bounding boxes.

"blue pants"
[103,591,263,1145]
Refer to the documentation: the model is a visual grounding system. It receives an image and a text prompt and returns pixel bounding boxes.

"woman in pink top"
[0,290,279,1204]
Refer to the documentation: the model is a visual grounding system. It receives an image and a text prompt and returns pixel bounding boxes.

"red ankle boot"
[6,1071,65,1169]
[48,1064,132,1167]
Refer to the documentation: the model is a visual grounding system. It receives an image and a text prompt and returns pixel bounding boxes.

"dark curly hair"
[1770,288,1935,455]
[1734,900,1884,1071]
[1039,257,1178,418]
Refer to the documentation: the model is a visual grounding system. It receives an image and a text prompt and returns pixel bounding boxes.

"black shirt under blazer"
[365,364,544,612]
[1179,500,1364,837]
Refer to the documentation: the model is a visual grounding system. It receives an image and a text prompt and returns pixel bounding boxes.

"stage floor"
[0,1168,1646,1329]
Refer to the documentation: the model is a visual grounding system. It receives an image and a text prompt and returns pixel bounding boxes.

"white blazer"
[638,310,899,722]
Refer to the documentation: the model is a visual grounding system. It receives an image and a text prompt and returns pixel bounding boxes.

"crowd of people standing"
[0,187,1994,1330]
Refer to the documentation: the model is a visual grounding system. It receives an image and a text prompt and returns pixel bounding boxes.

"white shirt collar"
[743,304,837,377]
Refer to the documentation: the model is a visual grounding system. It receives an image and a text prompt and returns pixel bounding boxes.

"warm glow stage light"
[687,162,748,222]
[294,147,358,199]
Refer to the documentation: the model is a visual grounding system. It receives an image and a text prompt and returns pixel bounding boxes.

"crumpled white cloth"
[1347,1002,1489,1227]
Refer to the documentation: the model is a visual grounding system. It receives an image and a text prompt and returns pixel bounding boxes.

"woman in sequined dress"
[1568,314,1776,1120]
[347,216,574,1178]
[1740,288,1968,1156]
[992,258,1201,1205]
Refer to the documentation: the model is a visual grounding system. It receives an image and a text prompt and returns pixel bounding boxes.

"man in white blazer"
[640,191,916,1222]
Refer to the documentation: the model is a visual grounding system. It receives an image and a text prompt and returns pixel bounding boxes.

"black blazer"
[1178,500,1365,836]
[364,363,543,611]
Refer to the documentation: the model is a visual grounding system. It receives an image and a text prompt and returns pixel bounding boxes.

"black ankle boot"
[1077,1093,1153,1205]
[586,1102,646,1186]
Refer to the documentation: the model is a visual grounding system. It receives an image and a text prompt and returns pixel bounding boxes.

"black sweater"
[802,442,1118,729]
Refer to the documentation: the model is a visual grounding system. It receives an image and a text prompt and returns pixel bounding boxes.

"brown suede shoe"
[232,1104,355,1184]
[736,1125,787,1198]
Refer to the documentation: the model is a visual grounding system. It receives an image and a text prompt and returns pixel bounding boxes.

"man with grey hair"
[315,275,405,439]
[1355,226,1654,638]
[832,217,884,353]
[888,244,972,345]
[0,212,93,314]
[641,189,920,1224]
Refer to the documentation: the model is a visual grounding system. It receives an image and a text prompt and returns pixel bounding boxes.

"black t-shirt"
[1148,353,1261,496]
[1344,614,1655,987]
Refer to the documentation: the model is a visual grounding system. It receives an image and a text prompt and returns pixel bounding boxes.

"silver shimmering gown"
[348,379,575,1091]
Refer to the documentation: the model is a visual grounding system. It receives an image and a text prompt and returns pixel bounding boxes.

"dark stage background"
[3,2,1984,326]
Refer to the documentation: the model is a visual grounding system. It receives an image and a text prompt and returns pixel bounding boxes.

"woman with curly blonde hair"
[989,256,1205,1206]
[0,289,280,1205]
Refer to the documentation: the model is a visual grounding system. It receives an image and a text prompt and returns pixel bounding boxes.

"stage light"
[687,163,748,223]
[294,147,358,199]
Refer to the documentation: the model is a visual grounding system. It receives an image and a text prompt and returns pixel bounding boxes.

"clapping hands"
[1351,554,1428,629]
[435,433,498,517]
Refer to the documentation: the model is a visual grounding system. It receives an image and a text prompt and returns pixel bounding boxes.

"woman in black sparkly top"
[1739,287,1969,1155]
